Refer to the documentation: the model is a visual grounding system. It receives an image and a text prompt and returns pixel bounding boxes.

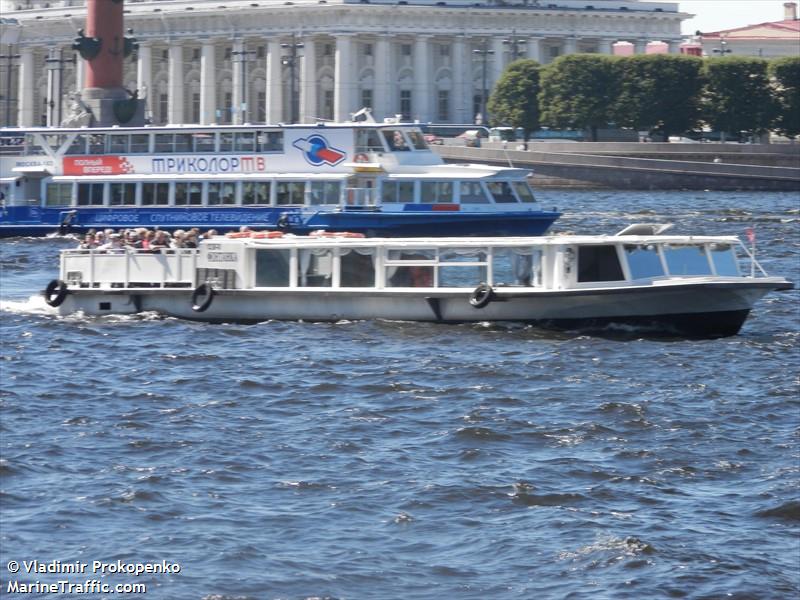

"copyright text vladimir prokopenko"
[5,559,181,595]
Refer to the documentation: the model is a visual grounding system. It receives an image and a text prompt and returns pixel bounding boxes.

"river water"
[1,190,798,599]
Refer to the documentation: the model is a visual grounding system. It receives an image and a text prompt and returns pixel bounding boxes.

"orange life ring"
[226,231,252,239]
[251,231,284,239]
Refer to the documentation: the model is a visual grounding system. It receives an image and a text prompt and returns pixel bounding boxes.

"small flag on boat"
[746,227,756,244]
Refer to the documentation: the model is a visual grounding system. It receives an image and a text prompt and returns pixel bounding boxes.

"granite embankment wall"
[433,143,800,190]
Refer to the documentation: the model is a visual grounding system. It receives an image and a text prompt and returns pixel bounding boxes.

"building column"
[168,42,184,124]
[598,38,615,55]
[526,37,543,63]
[334,34,354,122]
[265,39,282,124]
[452,35,468,123]
[373,35,391,120]
[491,37,505,87]
[667,39,681,54]
[136,41,153,121]
[564,37,578,56]
[199,39,216,124]
[17,46,35,127]
[412,35,431,122]
[300,36,317,123]
[232,39,244,124]
[635,38,648,54]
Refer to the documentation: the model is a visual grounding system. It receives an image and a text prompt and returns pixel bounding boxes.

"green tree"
[487,59,541,140]
[769,56,800,139]
[538,54,621,141]
[613,54,704,141]
[702,57,776,140]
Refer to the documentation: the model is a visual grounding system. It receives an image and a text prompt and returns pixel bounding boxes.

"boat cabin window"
[258,131,283,152]
[142,182,170,206]
[385,249,435,287]
[255,249,291,287]
[77,182,105,206]
[109,182,136,206]
[309,181,341,205]
[276,181,306,205]
[299,249,333,287]
[709,244,739,276]
[438,247,488,288]
[65,135,87,155]
[406,130,428,150]
[193,133,215,153]
[174,182,203,206]
[383,129,410,151]
[131,134,150,153]
[420,181,453,203]
[356,129,384,153]
[208,181,237,205]
[624,245,665,279]
[492,248,542,287]
[577,245,624,282]
[234,132,257,153]
[381,181,415,204]
[486,181,518,203]
[88,134,106,154]
[108,134,130,154]
[242,181,271,205]
[664,244,711,276]
[0,133,25,156]
[459,181,490,204]
[513,181,536,203]
[340,248,376,287]
[45,183,73,206]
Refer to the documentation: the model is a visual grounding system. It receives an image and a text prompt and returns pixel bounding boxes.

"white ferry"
[43,224,792,337]
[0,117,558,237]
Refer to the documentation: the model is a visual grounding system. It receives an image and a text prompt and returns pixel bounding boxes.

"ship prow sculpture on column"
[69,0,145,127]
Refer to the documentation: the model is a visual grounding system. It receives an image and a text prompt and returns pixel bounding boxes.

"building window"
[400,90,411,120]
[161,49,169,61]
[192,92,200,124]
[223,92,232,124]
[192,48,200,61]
[439,45,450,57]
[257,46,266,59]
[401,44,412,56]
[159,93,168,124]
[323,90,334,120]
[364,43,373,56]
[224,47,232,60]
[323,43,334,56]
[257,91,266,123]
[549,46,561,59]
[437,90,449,121]
[361,89,373,110]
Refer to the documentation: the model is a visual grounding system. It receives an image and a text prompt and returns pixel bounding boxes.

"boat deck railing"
[62,248,197,289]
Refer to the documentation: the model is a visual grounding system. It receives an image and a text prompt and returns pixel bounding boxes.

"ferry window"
[383,130,410,151]
[255,249,291,287]
[407,131,428,150]
[242,181,271,205]
[486,181,518,203]
[88,134,106,154]
[710,244,739,276]
[276,181,305,205]
[512,181,536,203]
[356,129,384,152]
[23,134,45,156]
[174,134,193,153]
[340,249,376,287]
[130,134,150,153]
[420,181,453,203]
[459,181,489,204]
[77,183,104,206]
[192,133,215,153]
[208,182,236,205]
[309,181,341,205]
[109,182,136,206]
[624,245,664,279]
[491,248,542,287]
[438,247,488,288]
[578,245,624,282]
[664,245,711,276]
[65,135,87,155]
[45,183,72,206]
[299,249,333,287]
[386,249,435,287]
[219,132,234,152]
[188,182,203,205]
[142,182,170,205]
[234,132,257,152]
[257,131,283,152]
[108,135,129,154]
[174,182,189,205]
[381,181,415,204]
[154,134,174,153]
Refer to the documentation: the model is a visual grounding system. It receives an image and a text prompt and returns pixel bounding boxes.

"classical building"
[0,0,688,128]
[698,2,800,59]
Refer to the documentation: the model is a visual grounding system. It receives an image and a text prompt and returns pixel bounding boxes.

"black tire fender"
[469,283,494,309]
[44,279,68,307]
[191,283,215,312]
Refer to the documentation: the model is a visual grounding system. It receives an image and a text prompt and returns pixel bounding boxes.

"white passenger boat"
[0,116,558,237]
[43,224,792,337]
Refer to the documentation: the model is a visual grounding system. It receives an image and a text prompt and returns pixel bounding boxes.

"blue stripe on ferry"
[402,204,461,212]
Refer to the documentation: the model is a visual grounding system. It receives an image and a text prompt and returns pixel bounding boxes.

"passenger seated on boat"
[149,230,171,252]
[183,231,198,249]
[171,230,187,248]
[125,230,143,249]
[99,233,125,253]
[77,233,96,249]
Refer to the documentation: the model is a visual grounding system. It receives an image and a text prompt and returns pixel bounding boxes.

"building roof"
[702,19,800,41]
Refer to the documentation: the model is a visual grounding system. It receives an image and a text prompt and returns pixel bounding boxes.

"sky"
[674,1,792,34]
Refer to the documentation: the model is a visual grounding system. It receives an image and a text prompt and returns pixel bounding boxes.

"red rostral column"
[84,0,124,90]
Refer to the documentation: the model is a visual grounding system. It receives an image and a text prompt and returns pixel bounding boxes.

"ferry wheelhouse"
[0,119,559,237]
[44,224,792,337]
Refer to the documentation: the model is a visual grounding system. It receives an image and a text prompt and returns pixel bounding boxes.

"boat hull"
[54,281,784,338]
[0,205,559,237]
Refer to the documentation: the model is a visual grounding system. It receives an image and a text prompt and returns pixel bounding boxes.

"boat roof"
[1,122,428,135]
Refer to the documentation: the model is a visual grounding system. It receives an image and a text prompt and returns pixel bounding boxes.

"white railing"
[62,248,197,288]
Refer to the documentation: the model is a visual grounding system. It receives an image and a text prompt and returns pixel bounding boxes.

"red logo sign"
[63,156,135,176]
